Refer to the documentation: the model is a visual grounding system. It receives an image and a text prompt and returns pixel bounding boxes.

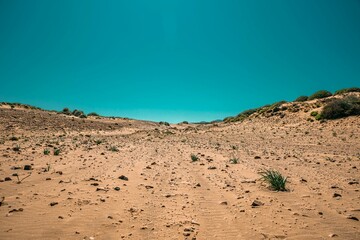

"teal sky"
[1,0,359,123]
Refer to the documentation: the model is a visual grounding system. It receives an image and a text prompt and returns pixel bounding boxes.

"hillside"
[0,93,359,240]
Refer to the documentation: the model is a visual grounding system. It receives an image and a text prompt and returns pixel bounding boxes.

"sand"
[0,100,359,240]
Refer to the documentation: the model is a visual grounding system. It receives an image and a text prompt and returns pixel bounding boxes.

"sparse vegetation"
[229,158,239,164]
[87,112,99,117]
[334,87,360,95]
[294,96,308,102]
[159,121,170,126]
[310,111,318,117]
[54,149,60,156]
[308,90,332,100]
[43,148,50,155]
[191,154,199,162]
[110,146,119,152]
[259,169,287,191]
[320,96,360,120]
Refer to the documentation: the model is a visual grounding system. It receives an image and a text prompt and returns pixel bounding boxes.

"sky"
[0,0,359,123]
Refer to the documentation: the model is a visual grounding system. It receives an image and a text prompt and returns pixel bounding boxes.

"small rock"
[114,186,120,191]
[333,193,342,198]
[348,181,359,185]
[23,165,32,171]
[347,215,359,221]
[50,202,58,206]
[251,200,264,207]
[208,166,216,170]
[254,156,261,159]
[329,233,338,238]
[119,175,128,181]
[4,177,12,181]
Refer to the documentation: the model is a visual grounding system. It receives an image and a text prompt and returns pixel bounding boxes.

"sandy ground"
[0,102,359,240]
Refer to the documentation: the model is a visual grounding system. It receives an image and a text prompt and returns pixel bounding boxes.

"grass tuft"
[259,169,287,191]
[191,154,199,162]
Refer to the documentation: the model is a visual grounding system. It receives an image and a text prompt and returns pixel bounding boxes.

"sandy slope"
[0,103,359,240]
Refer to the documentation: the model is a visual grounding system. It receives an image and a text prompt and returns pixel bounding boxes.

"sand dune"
[0,98,359,240]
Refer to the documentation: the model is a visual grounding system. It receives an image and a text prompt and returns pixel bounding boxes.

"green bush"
[109,146,119,152]
[321,96,360,119]
[43,149,50,155]
[229,158,239,164]
[308,90,332,100]
[54,149,60,155]
[310,111,318,117]
[62,108,71,115]
[191,154,199,162]
[334,87,360,95]
[87,112,99,117]
[294,96,308,102]
[259,169,287,191]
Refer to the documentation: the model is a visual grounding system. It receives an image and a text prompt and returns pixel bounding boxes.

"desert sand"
[0,96,359,240]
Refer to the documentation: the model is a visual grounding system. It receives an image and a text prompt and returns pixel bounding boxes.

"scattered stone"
[208,166,216,170]
[251,200,264,207]
[333,193,342,198]
[91,183,99,186]
[23,165,32,170]
[4,177,12,181]
[220,201,228,205]
[56,171,63,175]
[145,185,154,189]
[348,181,359,185]
[254,156,261,159]
[46,178,51,180]
[58,216,64,219]
[346,215,359,221]
[114,186,120,191]
[329,233,338,237]
[9,208,23,213]
[50,202,58,206]
[300,178,307,183]
[119,175,128,181]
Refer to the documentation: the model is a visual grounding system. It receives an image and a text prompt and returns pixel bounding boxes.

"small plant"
[259,169,287,191]
[191,154,199,162]
[44,148,50,155]
[110,146,119,152]
[54,148,60,156]
[310,111,318,117]
[229,158,239,164]
[95,140,103,145]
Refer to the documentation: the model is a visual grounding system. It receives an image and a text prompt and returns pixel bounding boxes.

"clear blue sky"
[0,0,359,123]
